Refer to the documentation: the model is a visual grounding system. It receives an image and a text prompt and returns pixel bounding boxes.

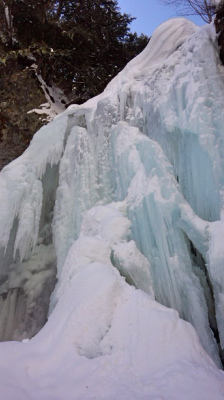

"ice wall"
[0,17,224,398]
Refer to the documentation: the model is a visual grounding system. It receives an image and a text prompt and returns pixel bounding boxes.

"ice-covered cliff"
[0,17,223,399]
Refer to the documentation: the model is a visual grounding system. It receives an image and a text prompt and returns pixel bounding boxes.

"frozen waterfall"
[0,17,223,399]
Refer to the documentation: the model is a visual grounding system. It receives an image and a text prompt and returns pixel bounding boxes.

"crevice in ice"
[110,250,137,289]
[38,162,59,244]
[189,240,217,329]
[0,244,57,342]
[188,237,224,367]
[0,161,60,342]
[0,217,19,278]
[110,240,154,299]
[0,288,26,341]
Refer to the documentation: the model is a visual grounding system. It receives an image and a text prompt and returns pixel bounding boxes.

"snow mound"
[0,204,223,400]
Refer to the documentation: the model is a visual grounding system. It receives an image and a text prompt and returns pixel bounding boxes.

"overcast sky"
[118,0,204,36]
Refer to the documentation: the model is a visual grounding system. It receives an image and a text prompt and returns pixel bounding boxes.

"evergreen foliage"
[0,0,149,105]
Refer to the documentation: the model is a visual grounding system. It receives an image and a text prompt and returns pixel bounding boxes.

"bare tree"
[160,0,217,23]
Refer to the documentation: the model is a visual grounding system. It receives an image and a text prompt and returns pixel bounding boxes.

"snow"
[28,66,68,121]
[0,207,223,399]
[211,0,222,6]
[0,17,224,399]
[4,5,11,30]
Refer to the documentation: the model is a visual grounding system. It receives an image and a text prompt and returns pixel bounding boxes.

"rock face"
[215,2,224,64]
[0,55,46,170]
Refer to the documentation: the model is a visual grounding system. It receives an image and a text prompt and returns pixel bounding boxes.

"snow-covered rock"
[0,17,223,399]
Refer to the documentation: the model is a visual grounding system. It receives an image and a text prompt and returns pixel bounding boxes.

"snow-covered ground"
[0,17,224,399]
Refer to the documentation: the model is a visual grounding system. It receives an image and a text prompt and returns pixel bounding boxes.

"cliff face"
[215,2,224,64]
[0,54,46,170]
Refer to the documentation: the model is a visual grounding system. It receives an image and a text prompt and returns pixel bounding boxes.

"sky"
[117,0,205,36]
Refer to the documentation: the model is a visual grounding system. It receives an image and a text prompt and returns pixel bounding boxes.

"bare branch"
[160,0,216,23]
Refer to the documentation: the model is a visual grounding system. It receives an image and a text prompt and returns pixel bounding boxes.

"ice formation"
[0,17,223,399]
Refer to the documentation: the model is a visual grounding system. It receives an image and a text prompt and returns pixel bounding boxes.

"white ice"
[0,17,223,399]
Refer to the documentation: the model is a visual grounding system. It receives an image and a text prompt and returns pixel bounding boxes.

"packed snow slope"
[0,17,223,399]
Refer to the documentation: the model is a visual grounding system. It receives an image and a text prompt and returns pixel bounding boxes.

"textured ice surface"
[0,204,223,399]
[0,17,223,398]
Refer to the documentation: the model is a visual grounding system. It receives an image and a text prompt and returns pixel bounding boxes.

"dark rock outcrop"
[215,1,224,65]
[0,54,46,170]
